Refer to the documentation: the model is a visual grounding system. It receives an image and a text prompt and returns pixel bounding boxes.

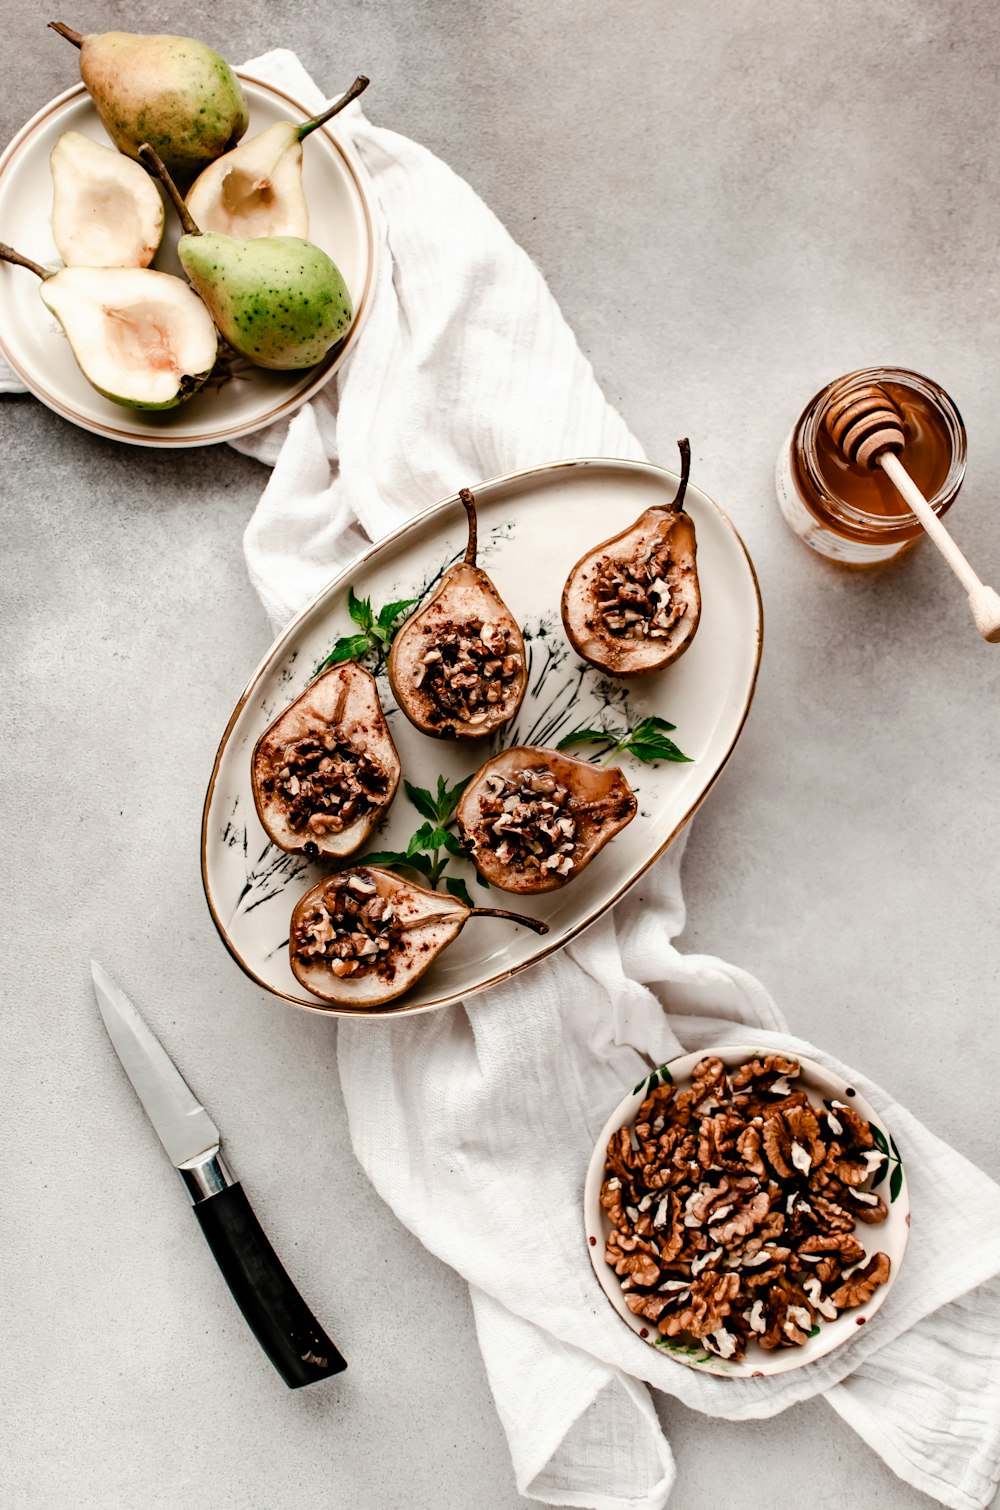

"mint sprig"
[364,774,483,902]
[557,715,692,766]
[316,588,417,673]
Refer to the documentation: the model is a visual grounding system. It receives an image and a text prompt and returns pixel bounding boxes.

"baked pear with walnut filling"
[251,662,400,858]
[387,488,527,740]
[456,746,636,894]
[561,439,700,675]
[289,866,547,1007]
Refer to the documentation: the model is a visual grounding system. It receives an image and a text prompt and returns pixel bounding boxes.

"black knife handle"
[192,1181,347,1388]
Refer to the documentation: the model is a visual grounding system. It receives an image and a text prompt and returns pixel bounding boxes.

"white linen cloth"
[5,49,1000,1510]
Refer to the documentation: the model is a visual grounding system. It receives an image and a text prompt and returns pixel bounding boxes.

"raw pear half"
[40,267,217,408]
[0,244,217,408]
[289,866,546,1007]
[186,75,369,239]
[51,131,164,268]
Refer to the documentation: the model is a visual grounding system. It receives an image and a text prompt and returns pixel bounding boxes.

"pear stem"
[470,907,549,935]
[396,905,547,936]
[459,488,479,566]
[0,243,47,280]
[657,437,691,513]
[48,21,84,47]
[298,75,370,141]
[138,144,201,236]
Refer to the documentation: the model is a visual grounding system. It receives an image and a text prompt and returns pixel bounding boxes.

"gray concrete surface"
[2,1,999,1507]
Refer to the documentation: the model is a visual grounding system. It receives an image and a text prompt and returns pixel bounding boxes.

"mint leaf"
[444,876,475,909]
[377,598,417,633]
[407,822,437,856]
[632,715,678,736]
[556,728,616,750]
[626,737,692,765]
[404,780,440,823]
[440,829,469,858]
[437,773,472,823]
[316,633,371,671]
[347,587,374,631]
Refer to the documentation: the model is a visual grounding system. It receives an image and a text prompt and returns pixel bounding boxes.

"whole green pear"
[178,233,353,370]
[50,23,248,182]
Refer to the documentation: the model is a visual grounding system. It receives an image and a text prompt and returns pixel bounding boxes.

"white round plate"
[584,1045,910,1377]
[202,455,763,1017]
[0,72,376,447]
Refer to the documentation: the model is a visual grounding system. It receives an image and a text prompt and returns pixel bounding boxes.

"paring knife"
[91,961,346,1389]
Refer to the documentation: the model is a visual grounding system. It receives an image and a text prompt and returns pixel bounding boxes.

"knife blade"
[91,961,347,1389]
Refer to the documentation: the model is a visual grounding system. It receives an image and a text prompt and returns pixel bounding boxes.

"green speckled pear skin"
[178,233,353,370]
[79,31,248,181]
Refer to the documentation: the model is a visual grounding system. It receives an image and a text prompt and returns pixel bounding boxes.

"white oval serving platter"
[201,456,763,1017]
[0,71,376,447]
[584,1045,909,1377]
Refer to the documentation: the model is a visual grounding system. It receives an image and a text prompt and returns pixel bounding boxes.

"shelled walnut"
[456,746,636,895]
[292,871,401,980]
[594,547,686,640]
[473,766,578,880]
[410,618,522,728]
[601,1054,894,1363]
[263,733,391,836]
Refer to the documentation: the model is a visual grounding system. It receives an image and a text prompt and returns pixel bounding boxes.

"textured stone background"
[2,1,998,1506]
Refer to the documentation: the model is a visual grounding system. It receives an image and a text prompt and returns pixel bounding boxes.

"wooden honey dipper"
[825,381,1000,641]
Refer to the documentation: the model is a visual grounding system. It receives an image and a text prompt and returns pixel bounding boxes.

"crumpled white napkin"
[5,49,1000,1510]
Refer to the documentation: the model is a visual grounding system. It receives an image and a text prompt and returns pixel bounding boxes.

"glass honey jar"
[776,367,967,564]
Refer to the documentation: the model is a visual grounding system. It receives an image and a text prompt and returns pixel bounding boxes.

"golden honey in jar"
[776,367,966,564]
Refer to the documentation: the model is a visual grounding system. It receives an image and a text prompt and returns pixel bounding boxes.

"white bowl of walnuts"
[584,1045,909,1377]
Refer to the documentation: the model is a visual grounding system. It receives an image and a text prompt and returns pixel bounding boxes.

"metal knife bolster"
[177,1145,236,1203]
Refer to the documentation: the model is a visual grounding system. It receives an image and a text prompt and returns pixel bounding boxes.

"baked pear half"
[456,746,637,894]
[251,663,400,857]
[387,488,527,739]
[561,439,700,675]
[289,866,547,1007]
